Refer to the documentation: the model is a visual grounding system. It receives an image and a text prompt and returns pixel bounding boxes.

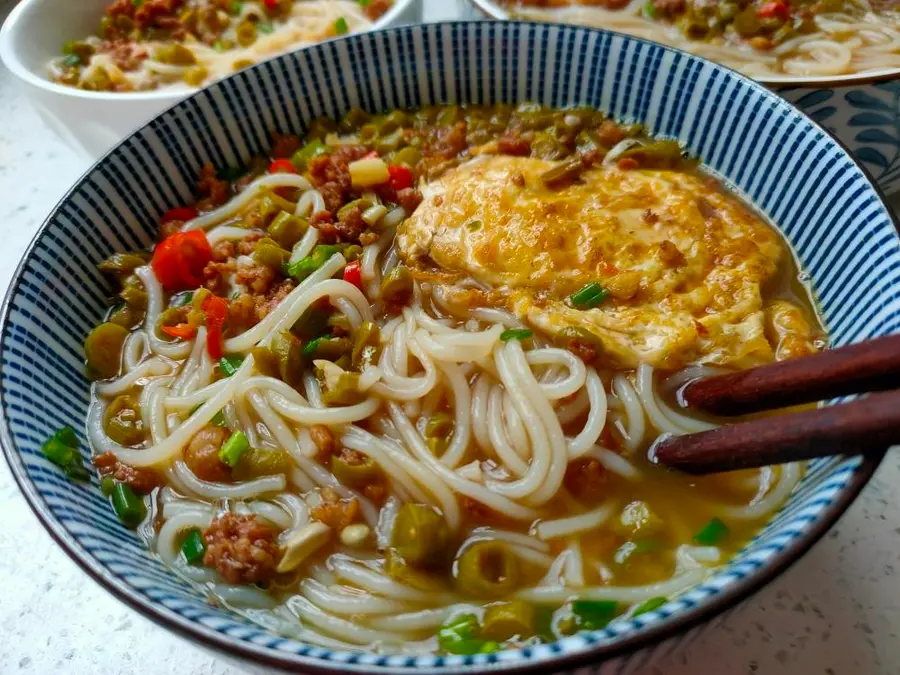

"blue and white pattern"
[1,21,898,673]
[779,79,900,195]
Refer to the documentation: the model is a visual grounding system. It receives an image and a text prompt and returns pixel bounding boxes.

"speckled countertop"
[1,1,900,673]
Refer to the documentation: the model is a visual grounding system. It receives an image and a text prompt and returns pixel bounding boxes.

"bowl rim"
[0,0,416,102]
[0,19,895,673]
[465,0,900,87]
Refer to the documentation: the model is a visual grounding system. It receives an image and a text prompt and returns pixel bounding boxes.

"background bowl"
[467,0,900,195]
[1,19,897,674]
[0,0,421,159]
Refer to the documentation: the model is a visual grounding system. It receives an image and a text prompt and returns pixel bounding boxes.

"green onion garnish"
[632,596,667,617]
[230,0,244,13]
[569,282,610,309]
[219,354,244,376]
[111,482,146,528]
[42,426,88,481]
[181,528,206,564]
[334,17,349,34]
[302,336,326,356]
[189,402,227,426]
[285,244,341,281]
[571,599,618,630]
[100,475,116,496]
[257,21,274,34]
[437,614,496,655]
[219,430,249,467]
[693,517,730,545]
[500,329,533,341]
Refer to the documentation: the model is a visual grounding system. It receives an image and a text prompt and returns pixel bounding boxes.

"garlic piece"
[276,522,331,573]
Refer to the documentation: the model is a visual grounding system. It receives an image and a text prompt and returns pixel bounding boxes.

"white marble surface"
[2,1,900,673]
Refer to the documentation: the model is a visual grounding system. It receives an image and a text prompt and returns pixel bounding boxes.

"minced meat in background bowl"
[0,0,420,158]
[469,0,900,195]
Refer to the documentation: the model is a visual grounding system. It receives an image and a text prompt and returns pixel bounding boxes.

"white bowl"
[467,0,900,194]
[0,0,421,159]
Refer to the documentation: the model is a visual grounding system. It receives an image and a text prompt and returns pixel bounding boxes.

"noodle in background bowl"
[0,0,420,160]
[469,0,900,195]
[1,20,898,673]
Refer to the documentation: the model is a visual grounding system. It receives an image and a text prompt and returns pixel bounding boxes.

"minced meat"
[203,513,280,585]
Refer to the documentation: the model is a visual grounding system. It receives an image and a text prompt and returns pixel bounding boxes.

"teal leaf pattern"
[848,112,895,127]
[845,90,894,112]
[856,147,890,169]
[855,129,900,147]
[839,85,900,185]
[794,89,834,108]
[809,106,837,124]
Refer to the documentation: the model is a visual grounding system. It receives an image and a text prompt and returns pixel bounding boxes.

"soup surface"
[503,0,900,78]
[48,0,391,92]
[44,103,825,654]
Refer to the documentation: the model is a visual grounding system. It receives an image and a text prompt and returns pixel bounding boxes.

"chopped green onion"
[466,220,482,232]
[99,476,116,496]
[181,528,206,564]
[172,291,194,307]
[219,354,244,376]
[643,0,658,18]
[302,336,327,356]
[569,282,610,309]
[437,614,495,655]
[257,21,274,34]
[189,401,227,426]
[632,596,667,617]
[571,599,618,630]
[693,517,729,545]
[284,244,341,281]
[230,0,244,13]
[219,430,249,467]
[334,17,349,34]
[500,329,533,341]
[111,482,146,528]
[61,54,82,67]
[42,426,88,481]
[217,165,244,181]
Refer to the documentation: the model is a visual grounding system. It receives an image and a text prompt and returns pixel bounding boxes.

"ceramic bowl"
[0,0,420,159]
[467,0,900,195]
[2,20,897,674]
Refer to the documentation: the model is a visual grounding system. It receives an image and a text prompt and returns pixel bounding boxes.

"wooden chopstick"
[650,388,900,475]
[681,333,900,416]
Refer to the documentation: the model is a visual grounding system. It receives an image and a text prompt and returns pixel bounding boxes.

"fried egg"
[397,155,814,370]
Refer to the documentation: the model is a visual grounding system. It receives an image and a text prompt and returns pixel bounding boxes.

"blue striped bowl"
[1,20,897,674]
